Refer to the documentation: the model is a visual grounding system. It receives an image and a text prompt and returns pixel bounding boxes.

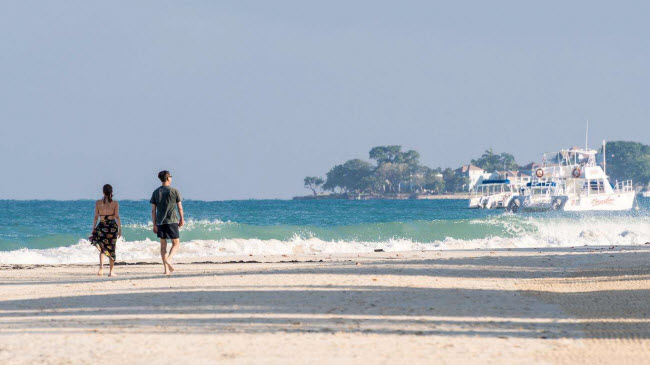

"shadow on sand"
[1,247,648,339]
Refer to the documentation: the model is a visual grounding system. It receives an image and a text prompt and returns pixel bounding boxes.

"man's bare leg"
[98,252,104,276]
[160,239,168,274]
[164,238,180,274]
[108,258,116,277]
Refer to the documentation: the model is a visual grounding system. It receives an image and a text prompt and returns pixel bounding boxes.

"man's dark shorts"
[157,223,180,239]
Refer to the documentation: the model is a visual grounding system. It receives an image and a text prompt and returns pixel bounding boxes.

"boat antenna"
[585,120,589,150]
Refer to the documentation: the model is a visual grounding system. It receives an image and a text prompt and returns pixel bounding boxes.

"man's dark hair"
[158,170,171,183]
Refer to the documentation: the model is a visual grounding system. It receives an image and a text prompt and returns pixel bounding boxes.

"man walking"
[150,170,184,275]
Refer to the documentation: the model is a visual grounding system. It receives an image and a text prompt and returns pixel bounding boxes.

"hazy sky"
[1,1,649,200]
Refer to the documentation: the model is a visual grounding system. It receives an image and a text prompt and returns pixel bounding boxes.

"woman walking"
[90,184,121,276]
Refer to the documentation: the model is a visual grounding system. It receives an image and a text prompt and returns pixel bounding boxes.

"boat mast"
[585,120,589,150]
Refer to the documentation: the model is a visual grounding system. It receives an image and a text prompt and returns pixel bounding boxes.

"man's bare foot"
[108,272,117,277]
[163,254,175,275]
[97,269,103,276]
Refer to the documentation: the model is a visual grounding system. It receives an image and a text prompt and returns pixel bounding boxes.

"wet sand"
[1,246,649,364]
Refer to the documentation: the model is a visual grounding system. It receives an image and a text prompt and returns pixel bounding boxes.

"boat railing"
[524,180,565,198]
[615,180,634,192]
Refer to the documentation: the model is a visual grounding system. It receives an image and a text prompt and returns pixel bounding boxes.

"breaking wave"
[1,215,648,265]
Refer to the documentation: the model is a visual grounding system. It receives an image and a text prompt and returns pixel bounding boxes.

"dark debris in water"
[2,258,328,270]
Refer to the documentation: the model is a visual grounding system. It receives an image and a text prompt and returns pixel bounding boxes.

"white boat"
[508,146,635,212]
[469,179,519,209]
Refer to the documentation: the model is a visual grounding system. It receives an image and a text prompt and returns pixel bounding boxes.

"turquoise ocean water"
[1,198,648,264]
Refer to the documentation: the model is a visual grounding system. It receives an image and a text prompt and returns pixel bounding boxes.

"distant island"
[295,142,650,200]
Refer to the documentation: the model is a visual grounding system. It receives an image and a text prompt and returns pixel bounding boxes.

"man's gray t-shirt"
[150,186,182,225]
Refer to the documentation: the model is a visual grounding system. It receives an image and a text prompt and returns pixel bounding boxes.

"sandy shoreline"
[1,246,649,364]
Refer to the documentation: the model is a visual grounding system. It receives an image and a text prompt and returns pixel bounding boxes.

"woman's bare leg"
[98,252,104,276]
[108,258,116,277]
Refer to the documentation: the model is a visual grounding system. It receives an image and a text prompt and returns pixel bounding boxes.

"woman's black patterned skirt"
[91,217,118,261]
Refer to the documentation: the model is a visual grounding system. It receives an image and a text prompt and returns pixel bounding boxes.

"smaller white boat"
[469,179,519,209]
[509,180,561,212]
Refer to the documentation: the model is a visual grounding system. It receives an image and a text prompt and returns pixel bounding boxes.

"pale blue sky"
[1,1,649,200]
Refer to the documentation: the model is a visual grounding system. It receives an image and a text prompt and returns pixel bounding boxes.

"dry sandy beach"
[1,246,649,364]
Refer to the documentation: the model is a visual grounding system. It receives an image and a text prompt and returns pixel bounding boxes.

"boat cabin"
[471,179,515,196]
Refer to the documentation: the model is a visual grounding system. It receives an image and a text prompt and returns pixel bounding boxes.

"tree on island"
[602,141,650,186]
[421,167,445,193]
[322,159,374,193]
[442,168,470,192]
[369,145,420,166]
[318,145,499,195]
[321,146,438,195]
[368,146,422,193]
[374,162,410,193]
[471,148,519,172]
[303,176,324,196]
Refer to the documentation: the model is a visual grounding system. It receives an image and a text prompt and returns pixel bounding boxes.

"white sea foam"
[1,216,648,265]
[122,219,231,231]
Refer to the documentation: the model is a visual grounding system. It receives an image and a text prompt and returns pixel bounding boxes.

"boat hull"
[469,194,512,209]
[562,191,636,211]
[520,196,553,211]
[468,196,481,209]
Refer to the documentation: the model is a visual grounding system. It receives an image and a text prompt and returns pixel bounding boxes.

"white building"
[457,165,492,190]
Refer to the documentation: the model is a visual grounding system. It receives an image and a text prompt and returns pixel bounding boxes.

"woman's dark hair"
[158,170,171,183]
[102,184,113,203]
